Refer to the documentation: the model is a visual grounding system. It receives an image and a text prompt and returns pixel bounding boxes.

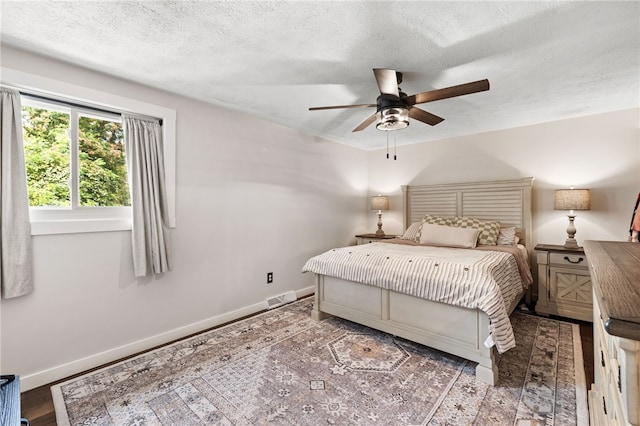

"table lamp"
[370,195,390,236]
[554,188,591,248]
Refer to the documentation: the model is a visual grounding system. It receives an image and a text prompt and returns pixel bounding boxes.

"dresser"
[535,244,592,321]
[354,233,397,245]
[0,375,22,425]
[583,241,640,426]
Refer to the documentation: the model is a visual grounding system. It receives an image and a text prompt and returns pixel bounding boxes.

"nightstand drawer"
[355,234,397,245]
[356,237,382,245]
[549,252,587,267]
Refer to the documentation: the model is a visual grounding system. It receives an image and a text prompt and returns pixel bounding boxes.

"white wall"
[0,46,370,390]
[367,108,640,248]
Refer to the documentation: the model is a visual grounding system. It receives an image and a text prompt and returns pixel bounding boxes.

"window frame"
[2,67,176,235]
[22,97,129,207]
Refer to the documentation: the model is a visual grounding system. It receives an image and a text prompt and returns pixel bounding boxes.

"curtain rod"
[19,91,163,126]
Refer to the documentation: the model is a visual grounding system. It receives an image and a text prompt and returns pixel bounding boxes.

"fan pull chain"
[394,132,397,160]
[386,132,389,159]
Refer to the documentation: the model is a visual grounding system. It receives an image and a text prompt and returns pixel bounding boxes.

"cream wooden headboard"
[401,177,534,251]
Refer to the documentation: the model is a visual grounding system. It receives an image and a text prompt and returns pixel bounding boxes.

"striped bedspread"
[302,242,527,353]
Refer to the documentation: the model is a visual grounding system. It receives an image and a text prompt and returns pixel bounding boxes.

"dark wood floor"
[20,314,595,426]
[580,322,594,386]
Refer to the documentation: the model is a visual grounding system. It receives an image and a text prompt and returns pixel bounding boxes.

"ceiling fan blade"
[405,79,490,105]
[309,103,376,111]
[373,68,399,96]
[408,107,445,126]
[352,113,378,132]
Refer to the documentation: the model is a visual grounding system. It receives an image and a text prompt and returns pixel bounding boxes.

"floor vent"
[265,291,297,310]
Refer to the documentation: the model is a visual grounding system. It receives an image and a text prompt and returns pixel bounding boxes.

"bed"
[303,177,534,385]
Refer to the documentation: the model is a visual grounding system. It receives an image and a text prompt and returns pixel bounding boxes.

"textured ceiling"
[1,1,639,150]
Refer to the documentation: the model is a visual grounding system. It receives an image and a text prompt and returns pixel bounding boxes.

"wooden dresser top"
[583,240,640,340]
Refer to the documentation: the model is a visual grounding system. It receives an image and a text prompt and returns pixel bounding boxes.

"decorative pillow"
[455,217,501,246]
[419,223,480,248]
[399,222,421,241]
[497,227,517,246]
[415,215,456,242]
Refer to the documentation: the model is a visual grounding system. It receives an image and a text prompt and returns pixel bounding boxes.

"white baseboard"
[21,286,314,391]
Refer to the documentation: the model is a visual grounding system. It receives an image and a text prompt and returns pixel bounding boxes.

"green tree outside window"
[22,105,130,207]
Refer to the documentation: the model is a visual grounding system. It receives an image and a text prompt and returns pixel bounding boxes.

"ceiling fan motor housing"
[376,93,409,130]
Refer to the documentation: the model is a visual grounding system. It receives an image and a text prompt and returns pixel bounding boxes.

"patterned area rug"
[52,298,588,425]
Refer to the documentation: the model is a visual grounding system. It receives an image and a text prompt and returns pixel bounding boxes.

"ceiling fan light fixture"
[376,107,409,131]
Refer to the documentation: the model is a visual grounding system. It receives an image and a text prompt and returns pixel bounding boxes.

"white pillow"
[419,224,480,248]
[399,222,421,241]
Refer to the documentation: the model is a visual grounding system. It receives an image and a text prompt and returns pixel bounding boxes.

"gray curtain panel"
[123,115,171,277]
[0,87,33,298]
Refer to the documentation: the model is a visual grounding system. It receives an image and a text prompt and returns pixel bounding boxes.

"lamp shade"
[370,195,389,211]
[554,189,591,211]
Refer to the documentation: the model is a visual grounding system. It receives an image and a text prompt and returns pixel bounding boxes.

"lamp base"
[376,212,385,236]
[563,214,579,248]
[563,238,580,249]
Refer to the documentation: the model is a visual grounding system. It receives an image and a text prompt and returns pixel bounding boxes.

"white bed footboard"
[311,274,509,385]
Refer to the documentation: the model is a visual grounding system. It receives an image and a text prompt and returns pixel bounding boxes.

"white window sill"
[30,218,132,235]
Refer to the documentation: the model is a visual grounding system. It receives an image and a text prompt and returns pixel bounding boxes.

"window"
[22,99,130,208]
[4,67,177,235]
[21,97,133,234]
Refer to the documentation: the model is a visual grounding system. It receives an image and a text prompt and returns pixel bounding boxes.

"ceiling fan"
[309,69,490,132]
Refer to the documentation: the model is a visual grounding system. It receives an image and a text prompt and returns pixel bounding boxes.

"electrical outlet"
[267,272,273,284]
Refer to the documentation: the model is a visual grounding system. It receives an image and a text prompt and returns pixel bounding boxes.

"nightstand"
[535,244,592,321]
[355,234,398,245]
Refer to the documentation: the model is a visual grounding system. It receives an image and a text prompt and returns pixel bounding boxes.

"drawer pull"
[563,256,584,264]
[600,350,605,367]
[602,396,607,415]
[618,365,622,393]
